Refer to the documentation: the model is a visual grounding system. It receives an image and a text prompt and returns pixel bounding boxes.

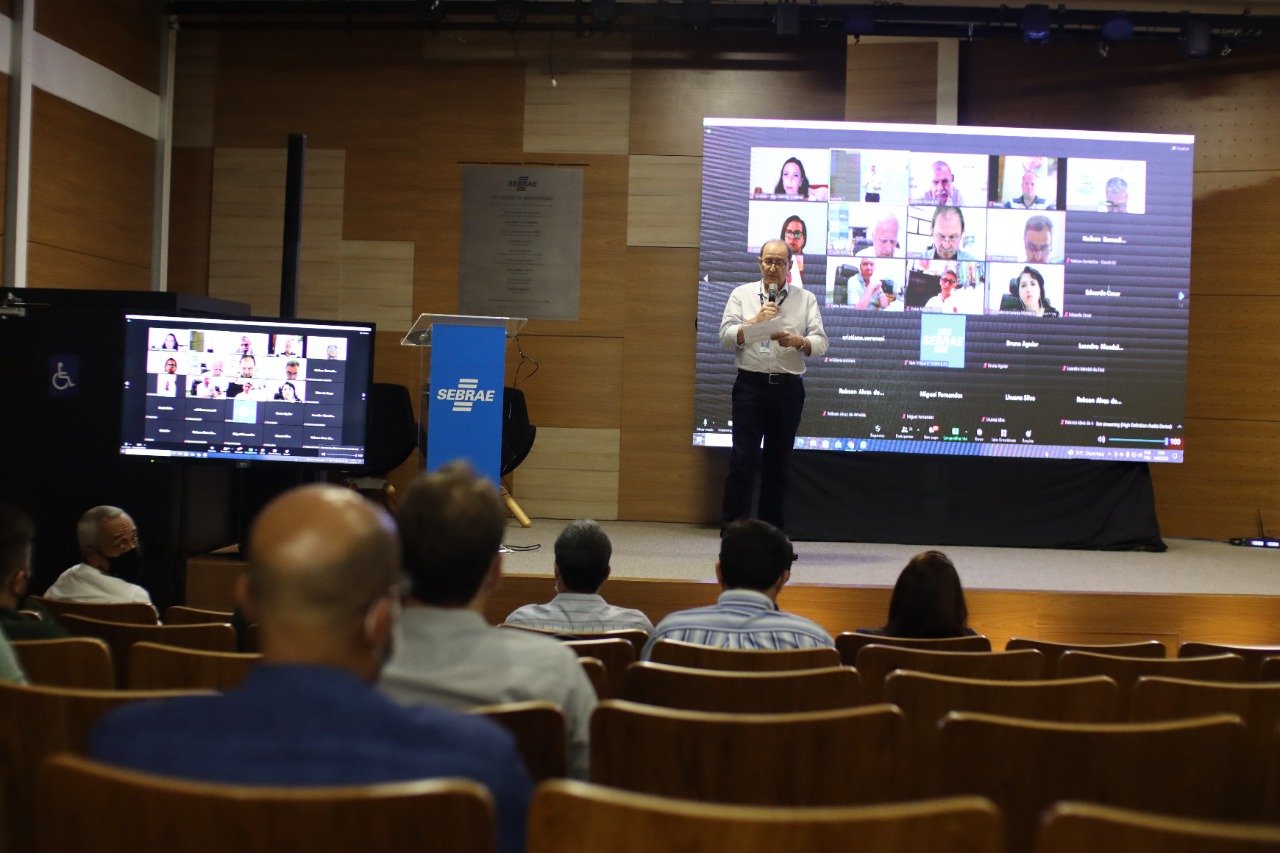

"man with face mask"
[43,506,153,605]
[90,485,532,853]
[0,504,69,639]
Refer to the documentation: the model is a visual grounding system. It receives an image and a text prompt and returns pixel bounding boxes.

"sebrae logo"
[436,378,496,413]
[507,176,537,191]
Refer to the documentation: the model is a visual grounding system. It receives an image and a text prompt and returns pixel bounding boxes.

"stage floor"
[499,520,1280,597]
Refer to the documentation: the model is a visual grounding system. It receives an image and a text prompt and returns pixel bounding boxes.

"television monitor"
[120,314,376,466]
[695,118,1193,463]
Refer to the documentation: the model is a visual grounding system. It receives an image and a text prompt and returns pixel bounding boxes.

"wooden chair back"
[578,657,608,699]
[1180,642,1280,681]
[528,779,1002,853]
[934,711,1247,853]
[28,595,158,625]
[1262,656,1280,683]
[564,638,636,698]
[1057,651,1248,717]
[837,632,991,666]
[1006,637,1166,676]
[163,605,234,625]
[857,646,1045,702]
[1036,800,1280,853]
[883,671,1120,797]
[562,629,649,657]
[624,662,859,713]
[36,752,494,853]
[126,642,260,691]
[58,614,237,687]
[590,699,907,805]
[0,680,207,853]
[10,637,114,689]
[1131,676,1280,820]
[647,639,840,671]
[471,700,566,781]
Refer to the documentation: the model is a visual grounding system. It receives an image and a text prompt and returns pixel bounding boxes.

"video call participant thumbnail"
[925,207,980,261]
[855,212,902,258]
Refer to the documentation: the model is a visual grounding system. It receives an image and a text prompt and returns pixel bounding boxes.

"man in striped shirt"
[641,519,833,659]
[504,520,653,634]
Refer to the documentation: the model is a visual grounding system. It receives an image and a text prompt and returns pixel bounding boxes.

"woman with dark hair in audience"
[859,550,977,638]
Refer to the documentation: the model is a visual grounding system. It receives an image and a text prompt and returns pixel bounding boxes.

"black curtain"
[787,453,1165,551]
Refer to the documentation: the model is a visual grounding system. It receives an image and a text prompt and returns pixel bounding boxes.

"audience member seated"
[89,483,532,853]
[44,506,152,605]
[0,630,22,682]
[0,503,69,640]
[378,462,597,780]
[504,519,653,634]
[641,519,833,660]
[858,550,977,639]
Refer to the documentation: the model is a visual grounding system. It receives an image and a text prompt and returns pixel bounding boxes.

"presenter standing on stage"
[719,239,828,534]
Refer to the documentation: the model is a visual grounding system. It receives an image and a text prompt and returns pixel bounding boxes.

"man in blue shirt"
[642,519,833,659]
[91,484,532,853]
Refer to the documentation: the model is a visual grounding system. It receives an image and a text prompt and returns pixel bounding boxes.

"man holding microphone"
[719,239,828,535]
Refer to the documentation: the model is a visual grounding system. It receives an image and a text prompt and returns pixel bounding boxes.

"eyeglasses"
[760,257,788,269]
[783,230,806,239]
[1025,241,1051,253]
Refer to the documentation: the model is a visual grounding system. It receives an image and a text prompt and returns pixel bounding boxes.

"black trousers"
[722,369,805,532]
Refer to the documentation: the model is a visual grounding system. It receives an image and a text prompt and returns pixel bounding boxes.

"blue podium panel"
[426,323,506,485]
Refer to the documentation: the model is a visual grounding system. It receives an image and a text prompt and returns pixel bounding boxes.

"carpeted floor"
[499,520,1280,596]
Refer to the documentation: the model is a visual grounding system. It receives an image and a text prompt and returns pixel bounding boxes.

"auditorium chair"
[1263,657,1280,682]
[36,753,494,853]
[10,637,114,689]
[499,385,536,528]
[856,646,1046,703]
[836,631,991,666]
[126,642,260,691]
[163,605,234,625]
[28,595,158,625]
[1131,676,1280,820]
[471,700,566,781]
[578,656,608,699]
[624,662,860,713]
[58,614,237,688]
[1056,651,1248,717]
[1180,641,1280,680]
[647,639,840,672]
[563,628,648,656]
[1005,637,1166,677]
[933,711,1247,853]
[882,671,1120,797]
[1035,801,1280,853]
[0,680,209,853]
[590,699,907,805]
[527,779,1002,853]
[564,637,636,699]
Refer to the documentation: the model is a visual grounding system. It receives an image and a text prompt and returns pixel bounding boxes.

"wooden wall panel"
[340,241,414,331]
[1186,296,1280,421]
[524,37,633,155]
[845,40,941,124]
[512,426,620,520]
[0,72,8,258]
[619,246,722,523]
[167,147,212,296]
[344,149,426,244]
[207,148,343,316]
[626,154,701,248]
[173,31,217,149]
[1192,170,1280,297]
[628,33,848,157]
[29,90,153,284]
[502,334,623,429]
[36,0,162,93]
[26,244,149,290]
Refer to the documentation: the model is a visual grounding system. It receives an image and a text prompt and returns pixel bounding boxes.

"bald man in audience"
[379,462,598,779]
[44,506,152,605]
[0,503,68,640]
[90,484,532,853]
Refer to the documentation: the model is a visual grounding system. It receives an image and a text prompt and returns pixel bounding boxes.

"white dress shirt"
[44,563,152,605]
[719,280,829,376]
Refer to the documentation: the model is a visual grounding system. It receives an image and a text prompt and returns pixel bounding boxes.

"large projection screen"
[693,119,1193,464]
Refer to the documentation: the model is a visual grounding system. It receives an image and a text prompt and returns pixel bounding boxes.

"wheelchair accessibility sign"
[50,355,78,398]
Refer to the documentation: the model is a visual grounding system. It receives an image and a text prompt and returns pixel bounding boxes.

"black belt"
[738,369,801,385]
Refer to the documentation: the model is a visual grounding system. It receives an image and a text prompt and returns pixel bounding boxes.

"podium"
[402,313,530,526]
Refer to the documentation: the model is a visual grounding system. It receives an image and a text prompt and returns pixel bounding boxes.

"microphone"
[767,283,778,303]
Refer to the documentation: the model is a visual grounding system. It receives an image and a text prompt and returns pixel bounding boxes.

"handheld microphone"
[767,283,778,303]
